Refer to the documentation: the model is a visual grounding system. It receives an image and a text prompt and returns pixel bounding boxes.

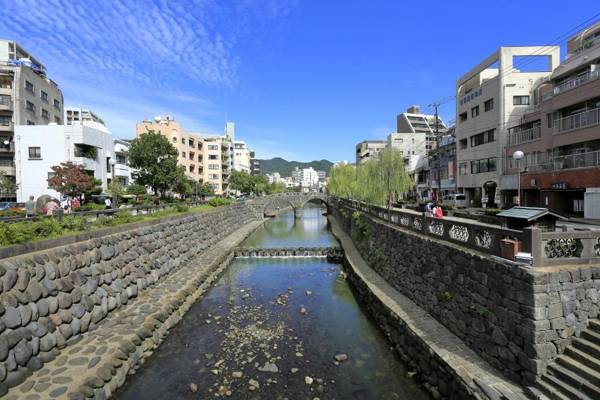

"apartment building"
[355,140,386,165]
[396,105,447,152]
[233,140,252,174]
[113,138,133,186]
[428,129,457,199]
[504,21,600,217]
[0,40,64,199]
[14,109,113,201]
[456,46,560,207]
[135,116,233,195]
[386,132,427,159]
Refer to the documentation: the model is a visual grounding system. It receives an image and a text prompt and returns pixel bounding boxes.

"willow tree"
[377,147,413,217]
[328,164,357,199]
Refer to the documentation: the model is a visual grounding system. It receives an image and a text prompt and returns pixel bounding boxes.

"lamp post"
[109,158,116,209]
[513,150,524,207]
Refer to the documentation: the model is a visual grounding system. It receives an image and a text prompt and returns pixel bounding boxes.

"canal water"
[115,205,428,400]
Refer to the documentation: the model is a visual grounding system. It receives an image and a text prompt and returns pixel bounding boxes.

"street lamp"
[513,150,524,207]
[109,158,117,208]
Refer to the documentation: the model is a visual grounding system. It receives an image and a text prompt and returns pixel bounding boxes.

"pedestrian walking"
[104,197,112,209]
[25,195,35,218]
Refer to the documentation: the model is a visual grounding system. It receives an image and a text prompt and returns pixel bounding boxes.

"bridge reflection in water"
[115,205,428,400]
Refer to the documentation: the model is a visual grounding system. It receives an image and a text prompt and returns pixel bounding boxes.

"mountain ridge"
[257,157,333,177]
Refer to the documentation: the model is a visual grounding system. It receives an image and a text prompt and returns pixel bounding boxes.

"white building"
[396,105,447,152]
[300,167,319,189]
[14,109,113,201]
[113,138,133,186]
[455,46,559,207]
[355,140,386,165]
[266,172,281,184]
[233,140,252,174]
[386,132,428,160]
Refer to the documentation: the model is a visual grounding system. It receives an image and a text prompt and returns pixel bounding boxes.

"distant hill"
[258,157,334,177]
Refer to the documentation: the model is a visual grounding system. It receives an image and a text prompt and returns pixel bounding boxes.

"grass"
[0,203,218,248]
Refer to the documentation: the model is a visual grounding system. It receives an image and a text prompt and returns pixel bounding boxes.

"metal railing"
[555,70,600,95]
[527,150,600,172]
[0,200,208,224]
[554,107,600,133]
[507,125,541,146]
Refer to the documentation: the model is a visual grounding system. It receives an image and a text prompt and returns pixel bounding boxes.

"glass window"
[53,99,60,109]
[26,101,35,111]
[29,147,41,159]
[0,116,10,126]
[484,98,494,111]
[513,96,530,106]
[25,80,34,93]
[41,109,49,119]
[471,105,479,118]
[40,91,48,102]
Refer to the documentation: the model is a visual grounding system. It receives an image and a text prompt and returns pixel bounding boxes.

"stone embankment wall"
[331,202,600,385]
[0,203,258,394]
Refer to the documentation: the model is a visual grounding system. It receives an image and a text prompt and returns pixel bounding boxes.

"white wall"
[15,123,113,201]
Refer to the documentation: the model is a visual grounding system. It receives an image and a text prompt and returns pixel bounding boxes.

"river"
[114,204,428,400]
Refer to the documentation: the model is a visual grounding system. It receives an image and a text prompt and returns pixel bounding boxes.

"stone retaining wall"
[331,202,600,385]
[0,203,258,395]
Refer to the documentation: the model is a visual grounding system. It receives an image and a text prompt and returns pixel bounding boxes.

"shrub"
[208,198,232,207]
[175,204,189,213]
[484,208,502,216]
[60,216,89,232]
[0,209,26,218]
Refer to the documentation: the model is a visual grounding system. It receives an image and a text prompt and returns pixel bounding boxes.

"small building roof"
[497,207,566,221]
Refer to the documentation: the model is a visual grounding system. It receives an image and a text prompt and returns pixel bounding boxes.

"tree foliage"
[128,131,181,196]
[47,162,94,198]
[126,183,147,196]
[328,148,413,209]
[197,182,215,196]
[229,171,286,196]
[0,171,18,197]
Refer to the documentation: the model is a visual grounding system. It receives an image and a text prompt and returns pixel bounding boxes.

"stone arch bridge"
[250,193,329,218]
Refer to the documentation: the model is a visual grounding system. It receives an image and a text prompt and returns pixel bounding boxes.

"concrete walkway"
[4,220,263,400]
[328,215,528,400]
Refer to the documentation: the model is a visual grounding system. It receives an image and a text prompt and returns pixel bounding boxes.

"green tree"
[173,172,194,197]
[328,163,357,199]
[0,171,18,198]
[126,183,147,196]
[128,131,180,196]
[229,170,255,195]
[377,147,413,217]
[197,182,215,196]
[47,162,94,199]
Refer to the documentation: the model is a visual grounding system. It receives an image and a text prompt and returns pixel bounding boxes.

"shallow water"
[115,206,428,400]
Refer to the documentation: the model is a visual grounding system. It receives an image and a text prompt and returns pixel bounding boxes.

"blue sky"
[1,1,598,162]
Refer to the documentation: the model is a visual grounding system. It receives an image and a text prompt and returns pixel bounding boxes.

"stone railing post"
[523,227,541,267]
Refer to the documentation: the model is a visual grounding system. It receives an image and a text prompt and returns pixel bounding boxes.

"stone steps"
[533,319,600,400]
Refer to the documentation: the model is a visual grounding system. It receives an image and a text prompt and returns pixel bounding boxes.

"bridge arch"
[261,194,329,219]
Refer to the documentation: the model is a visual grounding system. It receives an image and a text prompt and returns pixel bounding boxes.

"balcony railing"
[527,150,600,172]
[507,125,541,146]
[555,70,600,95]
[554,107,600,134]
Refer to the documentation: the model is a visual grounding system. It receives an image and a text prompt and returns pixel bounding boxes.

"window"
[189,165,195,172]
[189,152,194,160]
[53,99,60,109]
[25,80,34,93]
[209,154,218,160]
[459,112,467,122]
[411,138,415,144]
[172,137,177,142]
[547,112,559,128]
[0,116,10,126]
[0,94,10,106]
[189,139,194,147]
[41,109,49,119]
[40,91,48,102]
[513,95,530,106]
[209,174,219,179]
[28,147,41,159]
[27,120,35,125]
[26,101,35,112]
[471,105,479,118]
[54,116,61,124]
[484,98,494,112]
[209,164,219,170]
[470,158,496,174]
[208,144,218,150]
[470,129,495,147]
[459,138,468,149]
[116,154,126,164]
[181,138,186,144]
[181,152,186,158]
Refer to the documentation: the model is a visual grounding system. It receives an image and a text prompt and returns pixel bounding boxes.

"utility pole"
[429,102,441,203]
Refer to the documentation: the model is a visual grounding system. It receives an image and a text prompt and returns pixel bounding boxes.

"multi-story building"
[300,167,319,190]
[250,154,260,175]
[135,116,234,195]
[428,129,457,200]
[355,140,386,165]
[233,140,252,174]
[396,105,447,152]
[14,109,113,201]
[0,40,64,199]
[386,132,428,160]
[504,21,600,217]
[66,108,104,125]
[456,46,560,207]
[113,138,133,186]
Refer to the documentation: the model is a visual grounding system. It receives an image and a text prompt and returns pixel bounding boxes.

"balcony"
[556,70,600,95]
[0,122,13,132]
[0,96,12,111]
[553,107,600,134]
[0,158,15,175]
[507,125,541,146]
[528,149,600,172]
